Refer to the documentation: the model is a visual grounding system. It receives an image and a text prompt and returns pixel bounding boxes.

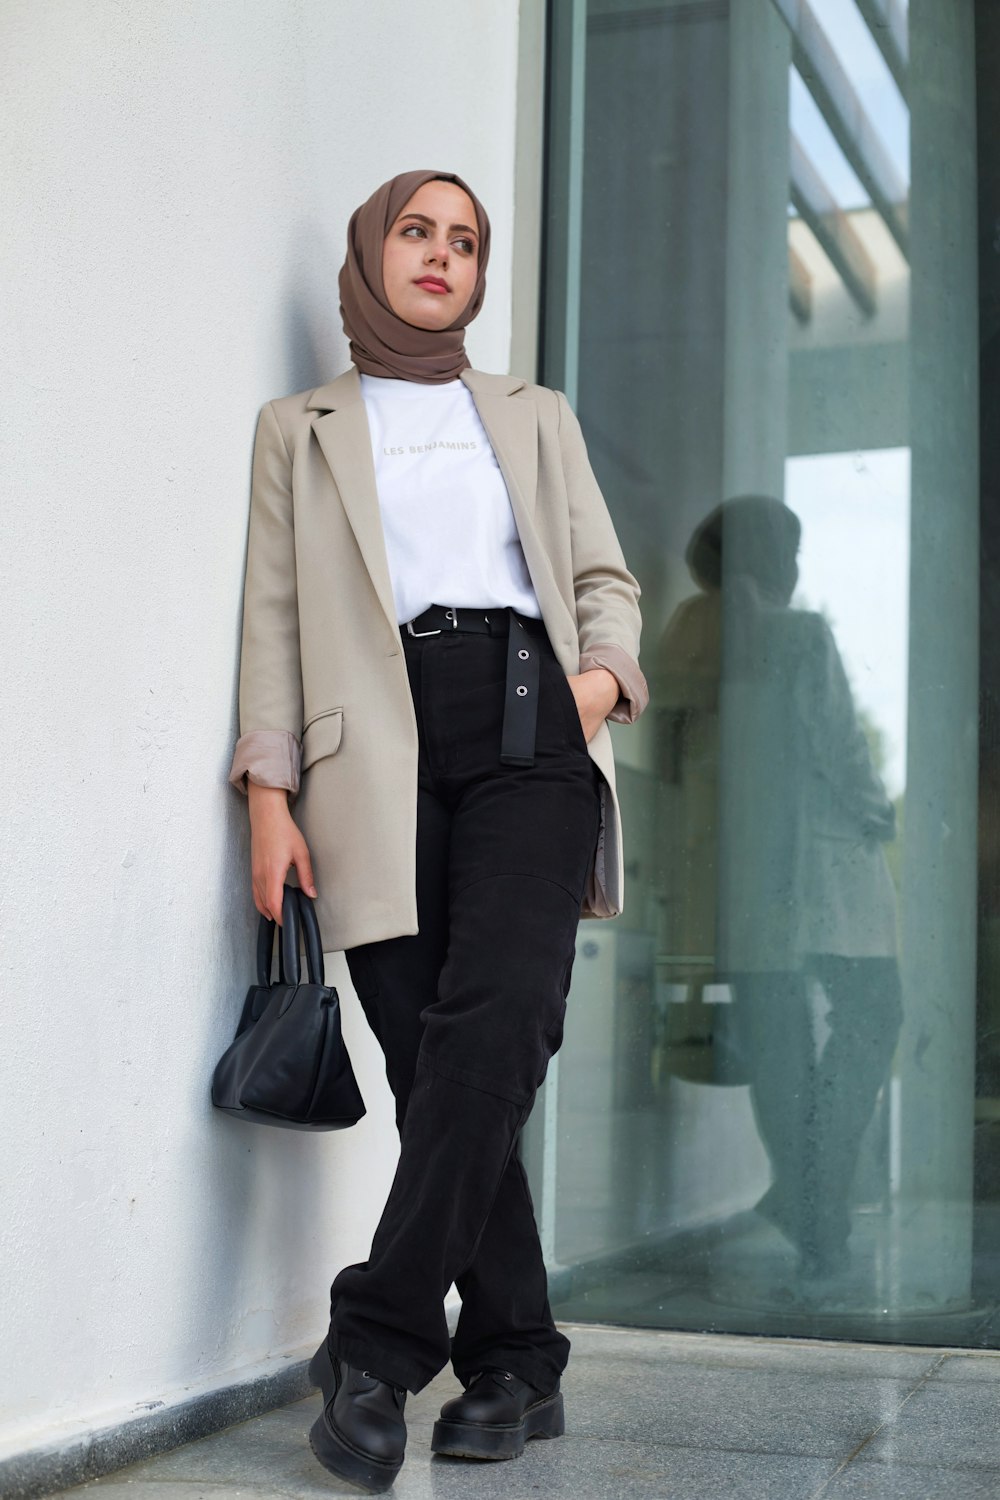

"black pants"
[327,615,603,1395]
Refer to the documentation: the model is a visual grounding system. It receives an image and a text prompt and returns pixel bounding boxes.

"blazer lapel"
[460,368,537,528]
[463,370,575,645]
[308,368,400,638]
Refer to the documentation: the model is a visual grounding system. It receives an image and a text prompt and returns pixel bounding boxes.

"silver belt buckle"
[406,617,442,637]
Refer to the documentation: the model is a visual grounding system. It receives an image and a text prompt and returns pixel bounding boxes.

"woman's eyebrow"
[397,211,478,236]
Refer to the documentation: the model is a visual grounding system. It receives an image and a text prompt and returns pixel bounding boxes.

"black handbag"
[211,884,366,1130]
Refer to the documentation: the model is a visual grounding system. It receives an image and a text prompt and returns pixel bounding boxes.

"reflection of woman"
[227,171,647,1490]
[677,498,902,1278]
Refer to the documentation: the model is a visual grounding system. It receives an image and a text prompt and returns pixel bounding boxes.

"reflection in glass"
[529,0,991,1346]
[668,496,903,1283]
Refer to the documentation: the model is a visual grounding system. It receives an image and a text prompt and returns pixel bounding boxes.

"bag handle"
[294,889,326,986]
[279,884,302,984]
[256,913,276,988]
[254,885,324,987]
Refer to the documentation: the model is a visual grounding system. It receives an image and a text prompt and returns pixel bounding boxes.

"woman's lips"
[414,278,449,294]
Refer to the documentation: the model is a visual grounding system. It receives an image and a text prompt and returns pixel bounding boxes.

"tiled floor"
[54,1324,1000,1499]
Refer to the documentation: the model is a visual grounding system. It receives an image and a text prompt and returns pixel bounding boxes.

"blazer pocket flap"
[301,709,343,771]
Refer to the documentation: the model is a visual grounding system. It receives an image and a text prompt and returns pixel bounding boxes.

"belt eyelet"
[516,685,528,697]
[518,648,529,660]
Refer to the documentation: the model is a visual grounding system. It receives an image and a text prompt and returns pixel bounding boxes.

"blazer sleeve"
[555,389,649,723]
[227,401,304,797]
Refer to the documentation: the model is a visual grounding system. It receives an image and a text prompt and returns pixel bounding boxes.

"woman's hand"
[247,784,318,924]
[565,667,620,743]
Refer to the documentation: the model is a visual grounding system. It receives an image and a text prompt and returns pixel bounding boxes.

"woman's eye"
[401,224,474,255]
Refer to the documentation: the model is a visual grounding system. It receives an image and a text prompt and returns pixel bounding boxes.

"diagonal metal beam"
[788,241,813,323]
[854,0,909,99]
[790,135,878,317]
[772,0,909,258]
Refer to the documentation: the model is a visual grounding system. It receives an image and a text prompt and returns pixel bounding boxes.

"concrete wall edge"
[0,1347,316,1500]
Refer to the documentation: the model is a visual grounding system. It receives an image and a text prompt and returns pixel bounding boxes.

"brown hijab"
[338,169,491,384]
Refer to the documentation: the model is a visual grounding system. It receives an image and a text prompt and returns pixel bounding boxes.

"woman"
[228,169,647,1492]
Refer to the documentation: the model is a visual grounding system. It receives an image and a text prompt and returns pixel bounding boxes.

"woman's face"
[382,179,481,331]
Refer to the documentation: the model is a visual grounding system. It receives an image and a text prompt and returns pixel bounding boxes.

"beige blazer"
[228,364,647,953]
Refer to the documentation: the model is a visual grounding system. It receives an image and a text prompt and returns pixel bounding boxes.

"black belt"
[402,604,546,766]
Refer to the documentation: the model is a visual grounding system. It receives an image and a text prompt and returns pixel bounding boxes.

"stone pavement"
[53,1324,1000,1499]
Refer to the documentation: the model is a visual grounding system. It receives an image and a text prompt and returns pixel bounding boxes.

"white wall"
[0,0,521,1456]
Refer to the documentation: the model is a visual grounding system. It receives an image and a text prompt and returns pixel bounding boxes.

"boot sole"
[431,1390,565,1461]
[306,1340,404,1493]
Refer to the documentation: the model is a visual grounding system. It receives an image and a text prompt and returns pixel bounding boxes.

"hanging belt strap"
[499,612,540,766]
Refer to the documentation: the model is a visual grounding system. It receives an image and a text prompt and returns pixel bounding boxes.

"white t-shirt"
[359,373,542,625]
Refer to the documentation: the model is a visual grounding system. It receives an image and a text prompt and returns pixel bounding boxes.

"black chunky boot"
[431,1368,564,1460]
[307,1336,406,1492]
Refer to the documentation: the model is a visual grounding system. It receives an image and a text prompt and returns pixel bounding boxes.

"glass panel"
[525,0,1000,1346]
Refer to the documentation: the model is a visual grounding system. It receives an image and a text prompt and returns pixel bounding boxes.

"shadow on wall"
[191,231,390,1383]
[281,222,347,399]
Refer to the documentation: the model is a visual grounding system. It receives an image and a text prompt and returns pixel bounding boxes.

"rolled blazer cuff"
[579,644,649,725]
[228,730,302,796]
